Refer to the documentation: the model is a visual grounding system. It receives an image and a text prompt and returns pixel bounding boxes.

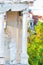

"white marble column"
[21,10,29,65]
[0,13,5,64]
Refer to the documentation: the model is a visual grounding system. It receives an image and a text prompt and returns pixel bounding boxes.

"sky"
[29,0,43,15]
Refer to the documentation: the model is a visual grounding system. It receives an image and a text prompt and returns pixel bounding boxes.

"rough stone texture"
[4,12,22,64]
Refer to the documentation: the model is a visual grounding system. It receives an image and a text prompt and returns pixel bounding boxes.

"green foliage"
[27,20,43,65]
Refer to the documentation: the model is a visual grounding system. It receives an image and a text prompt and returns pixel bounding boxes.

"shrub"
[27,20,43,65]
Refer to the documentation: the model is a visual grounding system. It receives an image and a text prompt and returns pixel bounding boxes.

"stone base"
[0,64,4,65]
[5,64,29,65]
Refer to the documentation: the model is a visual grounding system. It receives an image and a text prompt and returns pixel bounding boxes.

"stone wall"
[4,11,22,64]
